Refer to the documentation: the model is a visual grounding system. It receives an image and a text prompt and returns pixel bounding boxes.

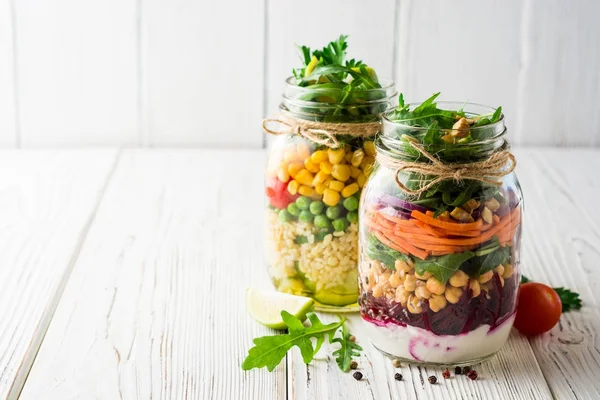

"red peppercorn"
[442,369,450,379]
[467,370,478,380]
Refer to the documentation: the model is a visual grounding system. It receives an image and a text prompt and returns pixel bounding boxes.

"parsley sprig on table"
[241,311,361,372]
[521,276,583,312]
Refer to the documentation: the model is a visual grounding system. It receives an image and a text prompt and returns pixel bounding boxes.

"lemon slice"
[246,288,314,330]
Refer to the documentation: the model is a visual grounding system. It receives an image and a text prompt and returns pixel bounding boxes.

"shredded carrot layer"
[366,206,521,259]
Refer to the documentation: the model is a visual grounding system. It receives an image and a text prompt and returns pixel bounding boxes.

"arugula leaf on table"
[241,311,345,371]
[332,323,363,372]
[414,251,475,284]
[520,275,583,313]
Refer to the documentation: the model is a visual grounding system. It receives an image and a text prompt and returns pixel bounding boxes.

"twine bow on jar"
[262,116,381,148]
[376,140,517,195]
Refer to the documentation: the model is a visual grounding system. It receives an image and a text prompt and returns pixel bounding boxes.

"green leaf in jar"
[414,251,475,284]
[477,244,510,275]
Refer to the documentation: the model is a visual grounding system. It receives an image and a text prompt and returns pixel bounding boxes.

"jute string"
[262,115,381,148]
[376,141,517,195]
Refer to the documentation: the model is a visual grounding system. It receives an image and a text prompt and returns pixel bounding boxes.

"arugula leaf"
[241,311,345,371]
[414,251,475,284]
[520,275,582,313]
[332,324,363,372]
[478,243,510,275]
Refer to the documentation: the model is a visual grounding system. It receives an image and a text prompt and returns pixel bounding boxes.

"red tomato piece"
[266,177,297,209]
[514,282,562,336]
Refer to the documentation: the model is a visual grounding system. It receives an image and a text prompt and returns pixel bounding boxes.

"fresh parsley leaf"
[414,251,475,284]
[520,276,582,313]
[332,324,362,372]
[241,311,345,371]
[554,287,582,312]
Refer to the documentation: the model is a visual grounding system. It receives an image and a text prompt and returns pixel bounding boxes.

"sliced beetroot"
[360,273,519,336]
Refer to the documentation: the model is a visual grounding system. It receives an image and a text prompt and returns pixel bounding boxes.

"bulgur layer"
[266,209,358,292]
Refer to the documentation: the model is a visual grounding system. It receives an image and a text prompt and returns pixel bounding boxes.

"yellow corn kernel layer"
[272,140,377,207]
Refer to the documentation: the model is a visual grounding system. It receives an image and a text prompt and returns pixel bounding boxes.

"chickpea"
[503,264,514,278]
[372,284,384,298]
[372,260,383,274]
[367,270,376,290]
[426,277,446,295]
[395,259,412,272]
[469,280,481,298]
[415,271,432,280]
[407,295,422,314]
[389,272,402,288]
[449,270,469,287]
[379,270,391,284]
[445,286,463,304]
[404,275,417,292]
[478,270,494,284]
[415,285,432,299]
[495,265,505,276]
[395,287,409,304]
[397,269,407,280]
[429,294,447,312]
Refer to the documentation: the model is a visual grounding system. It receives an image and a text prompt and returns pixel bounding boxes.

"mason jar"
[265,78,396,311]
[358,102,523,363]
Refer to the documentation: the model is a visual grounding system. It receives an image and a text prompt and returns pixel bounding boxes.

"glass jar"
[358,102,523,364]
[265,78,396,311]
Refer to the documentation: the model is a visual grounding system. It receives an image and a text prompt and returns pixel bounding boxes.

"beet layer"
[359,273,519,336]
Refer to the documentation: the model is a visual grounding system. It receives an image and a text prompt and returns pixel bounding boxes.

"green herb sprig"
[332,324,363,372]
[521,276,583,312]
[241,311,361,372]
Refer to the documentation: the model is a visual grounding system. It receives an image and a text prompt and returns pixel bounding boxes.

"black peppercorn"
[394,373,403,381]
[350,360,358,370]
[462,366,472,375]
[428,375,437,384]
[467,370,478,380]
[454,366,462,375]
[353,371,363,380]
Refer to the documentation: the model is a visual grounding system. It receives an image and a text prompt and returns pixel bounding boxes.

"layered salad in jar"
[358,94,523,364]
[265,36,395,309]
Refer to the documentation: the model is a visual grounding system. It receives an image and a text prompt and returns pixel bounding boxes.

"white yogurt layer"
[364,314,515,364]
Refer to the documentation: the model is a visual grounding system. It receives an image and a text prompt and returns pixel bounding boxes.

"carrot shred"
[413,220,445,238]
[493,214,500,224]
[373,230,408,254]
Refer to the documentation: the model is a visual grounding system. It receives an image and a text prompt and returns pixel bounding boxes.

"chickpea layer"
[364,257,515,314]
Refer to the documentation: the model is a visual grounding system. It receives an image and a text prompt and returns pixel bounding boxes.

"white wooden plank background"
[14,0,138,146]
[265,0,397,117]
[0,1,599,146]
[514,149,600,399]
[9,148,598,400]
[141,0,265,147]
[0,0,16,147]
[395,0,523,144]
[19,150,286,400]
[0,150,117,399]
[514,0,600,146]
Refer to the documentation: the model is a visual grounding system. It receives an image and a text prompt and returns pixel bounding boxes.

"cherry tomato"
[514,282,562,336]
[265,177,297,209]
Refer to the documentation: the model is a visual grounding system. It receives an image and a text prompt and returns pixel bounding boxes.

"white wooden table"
[0,148,598,400]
